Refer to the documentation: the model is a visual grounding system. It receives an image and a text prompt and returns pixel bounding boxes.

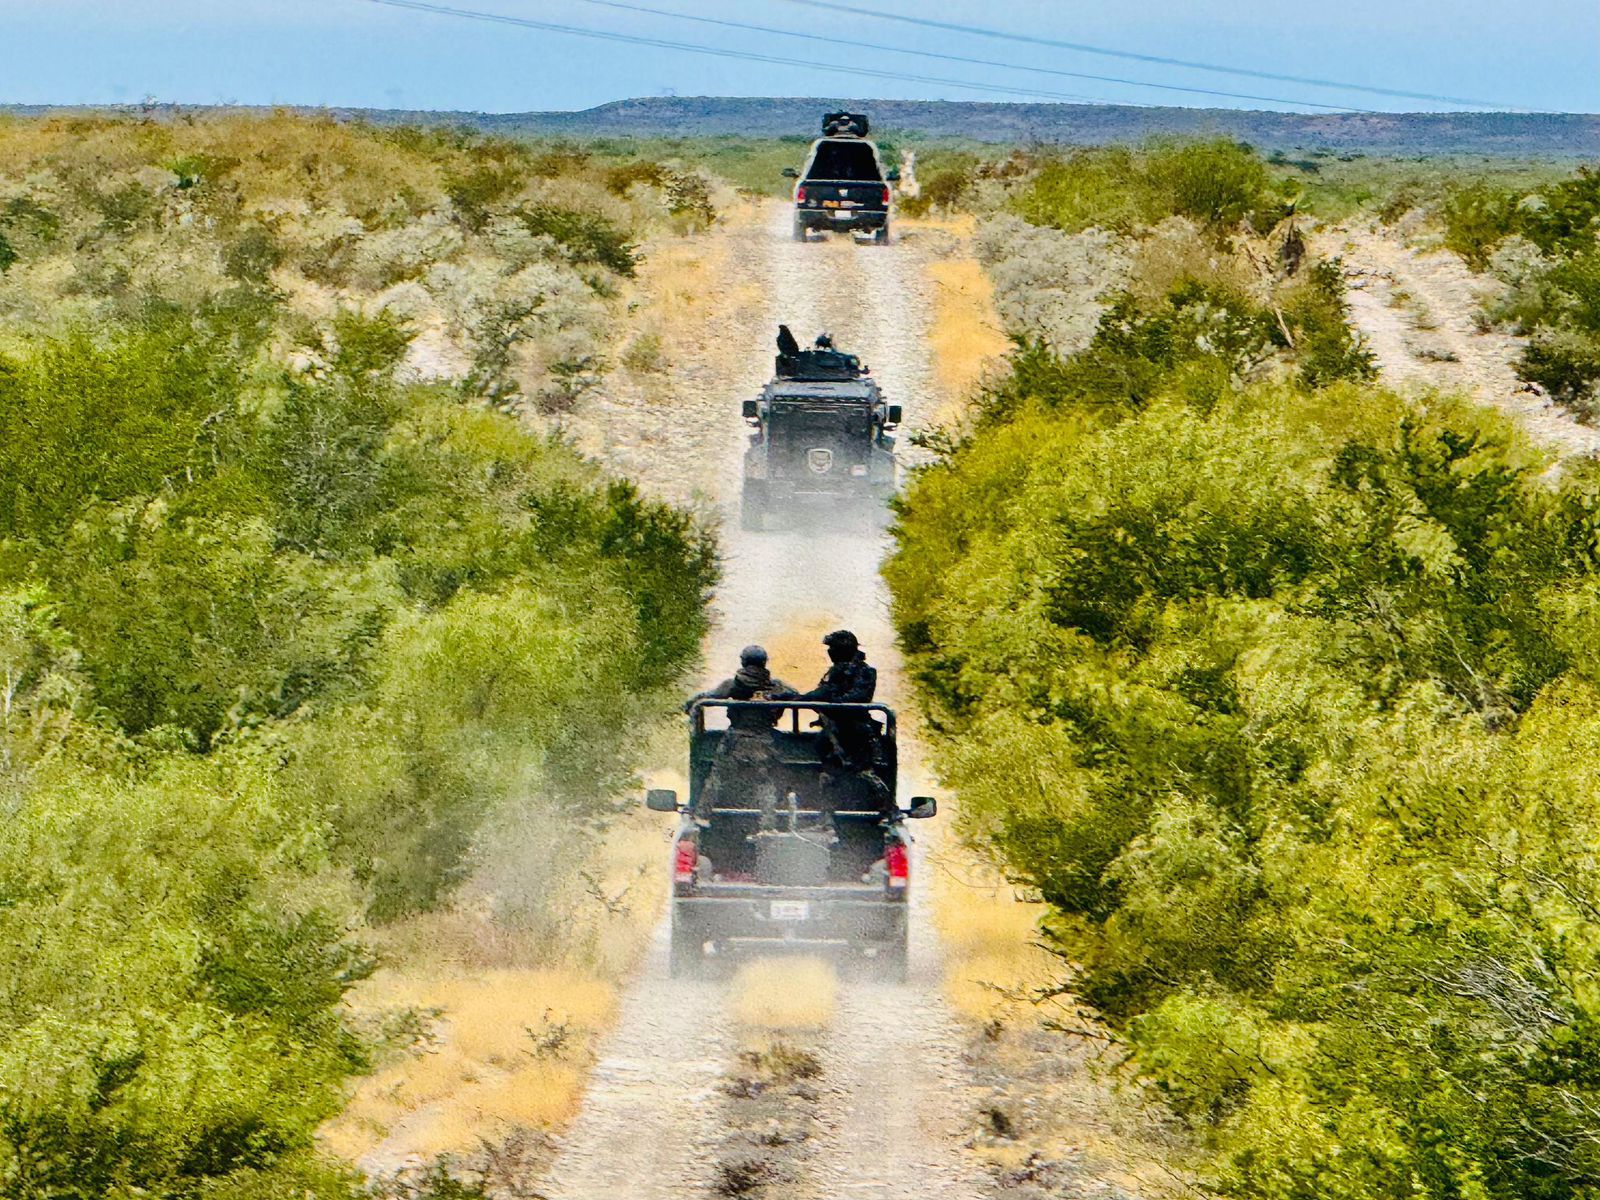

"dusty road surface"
[1318,222,1600,463]
[543,206,992,1199]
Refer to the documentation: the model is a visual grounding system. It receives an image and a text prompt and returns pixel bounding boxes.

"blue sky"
[1,0,1594,114]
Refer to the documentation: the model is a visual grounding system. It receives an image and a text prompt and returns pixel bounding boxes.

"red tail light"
[882,185,892,206]
[796,186,808,204]
[885,843,909,892]
[674,838,698,891]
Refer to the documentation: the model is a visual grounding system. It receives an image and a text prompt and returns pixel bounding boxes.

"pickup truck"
[782,111,897,243]
[740,329,900,530]
[645,699,936,981]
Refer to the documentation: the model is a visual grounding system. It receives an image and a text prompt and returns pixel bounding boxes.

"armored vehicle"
[782,111,898,242]
[740,327,901,530]
[646,698,936,981]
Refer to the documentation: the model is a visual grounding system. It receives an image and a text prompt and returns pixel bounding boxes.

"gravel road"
[543,204,991,1200]
[1318,222,1600,464]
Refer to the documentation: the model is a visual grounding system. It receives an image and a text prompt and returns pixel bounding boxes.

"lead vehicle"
[783,111,897,243]
[646,699,936,981]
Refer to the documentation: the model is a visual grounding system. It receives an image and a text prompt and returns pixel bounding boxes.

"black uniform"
[688,666,797,830]
[802,651,892,819]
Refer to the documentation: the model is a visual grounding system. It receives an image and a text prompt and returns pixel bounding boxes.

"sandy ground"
[1317,222,1600,464]
[542,204,997,1200]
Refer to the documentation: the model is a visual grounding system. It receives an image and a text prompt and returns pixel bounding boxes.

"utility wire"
[352,0,1145,106]
[771,0,1524,111]
[560,0,1375,112]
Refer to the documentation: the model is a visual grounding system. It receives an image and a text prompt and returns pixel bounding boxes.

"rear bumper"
[797,207,887,231]
[673,889,906,951]
[762,480,893,502]
[746,455,897,499]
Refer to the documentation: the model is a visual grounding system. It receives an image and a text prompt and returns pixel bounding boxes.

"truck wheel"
[792,216,808,243]
[873,221,891,246]
[669,925,704,978]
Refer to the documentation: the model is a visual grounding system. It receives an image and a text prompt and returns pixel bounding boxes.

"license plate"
[822,200,841,208]
[770,900,810,921]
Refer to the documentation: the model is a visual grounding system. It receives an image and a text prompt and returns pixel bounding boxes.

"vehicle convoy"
[783,110,898,243]
[741,326,901,530]
[646,698,936,981]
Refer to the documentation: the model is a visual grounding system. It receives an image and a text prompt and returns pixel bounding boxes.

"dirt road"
[543,205,991,1199]
[1318,222,1600,463]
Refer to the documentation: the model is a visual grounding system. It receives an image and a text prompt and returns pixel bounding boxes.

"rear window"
[804,140,882,182]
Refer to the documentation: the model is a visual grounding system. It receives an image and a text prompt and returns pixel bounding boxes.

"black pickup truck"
[645,699,936,981]
[782,111,897,243]
[740,331,900,530]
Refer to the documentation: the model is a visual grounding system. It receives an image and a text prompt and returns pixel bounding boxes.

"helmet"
[822,629,859,662]
[814,332,834,350]
[740,645,768,667]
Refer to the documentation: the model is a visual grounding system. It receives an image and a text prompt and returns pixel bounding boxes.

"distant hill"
[7,97,1597,157]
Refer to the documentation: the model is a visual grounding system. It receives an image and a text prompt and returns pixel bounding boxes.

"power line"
[770,0,1525,111]
[352,0,1144,106]
[561,0,1374,112]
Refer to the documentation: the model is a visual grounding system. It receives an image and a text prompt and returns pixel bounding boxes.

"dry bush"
[975,214,1131,356]
[925,251,1012,423]
[1123,216,1264,308]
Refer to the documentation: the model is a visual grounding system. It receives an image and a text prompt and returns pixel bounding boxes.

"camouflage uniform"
[802,638,893,820]
[688,661,797,831]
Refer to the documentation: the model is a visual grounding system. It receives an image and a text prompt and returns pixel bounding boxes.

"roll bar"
[686,699,895,736]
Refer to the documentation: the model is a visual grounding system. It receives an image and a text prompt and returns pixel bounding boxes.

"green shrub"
[0,751,368,1198]
[603,159,671,196]
[222,225,282,283]
[444,142,531,231]
[894,151,1600,1196]
[0,317,252,544]
[0,111,714,1195]
[1280,258,1378,387]
[516,204,638,276]
[1011,140,1277,235]
[1516,165,1600,256]
[1440,183,1517,267]
[1142,138,1272,228]
[1011,147,1146,234]
[1519,325,1600,410]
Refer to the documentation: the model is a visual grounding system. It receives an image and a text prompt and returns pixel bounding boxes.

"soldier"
[686,645,798,832]
[801,630,894,821]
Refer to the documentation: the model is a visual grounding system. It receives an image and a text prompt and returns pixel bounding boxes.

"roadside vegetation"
[891,138,1600,1200]
[0,112,716,1199]
[1427,168,1600,416]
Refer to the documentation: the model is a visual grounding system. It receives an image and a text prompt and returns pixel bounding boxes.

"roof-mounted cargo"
[822,111,870,137]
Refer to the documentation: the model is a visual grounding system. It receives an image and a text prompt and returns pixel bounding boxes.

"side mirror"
[886,168,901,182]
[886,404,903,426]
[906,796,937,819]
[645,788,680,812]
[781,167,799,179]
[741,399,759,421]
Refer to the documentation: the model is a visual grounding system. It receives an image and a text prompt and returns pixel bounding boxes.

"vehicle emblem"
[807,447,834,474]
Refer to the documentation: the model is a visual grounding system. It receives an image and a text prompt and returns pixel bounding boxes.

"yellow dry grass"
[320,810,667,1165]
[731,957,838,1031]
[319,964,620,1162]
[928,826,1056,1022]
[915,215,1011,423]
[624,198,767,381]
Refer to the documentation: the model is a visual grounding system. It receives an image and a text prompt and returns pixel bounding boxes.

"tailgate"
[806,181,886,211]
[676,882,901,942]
